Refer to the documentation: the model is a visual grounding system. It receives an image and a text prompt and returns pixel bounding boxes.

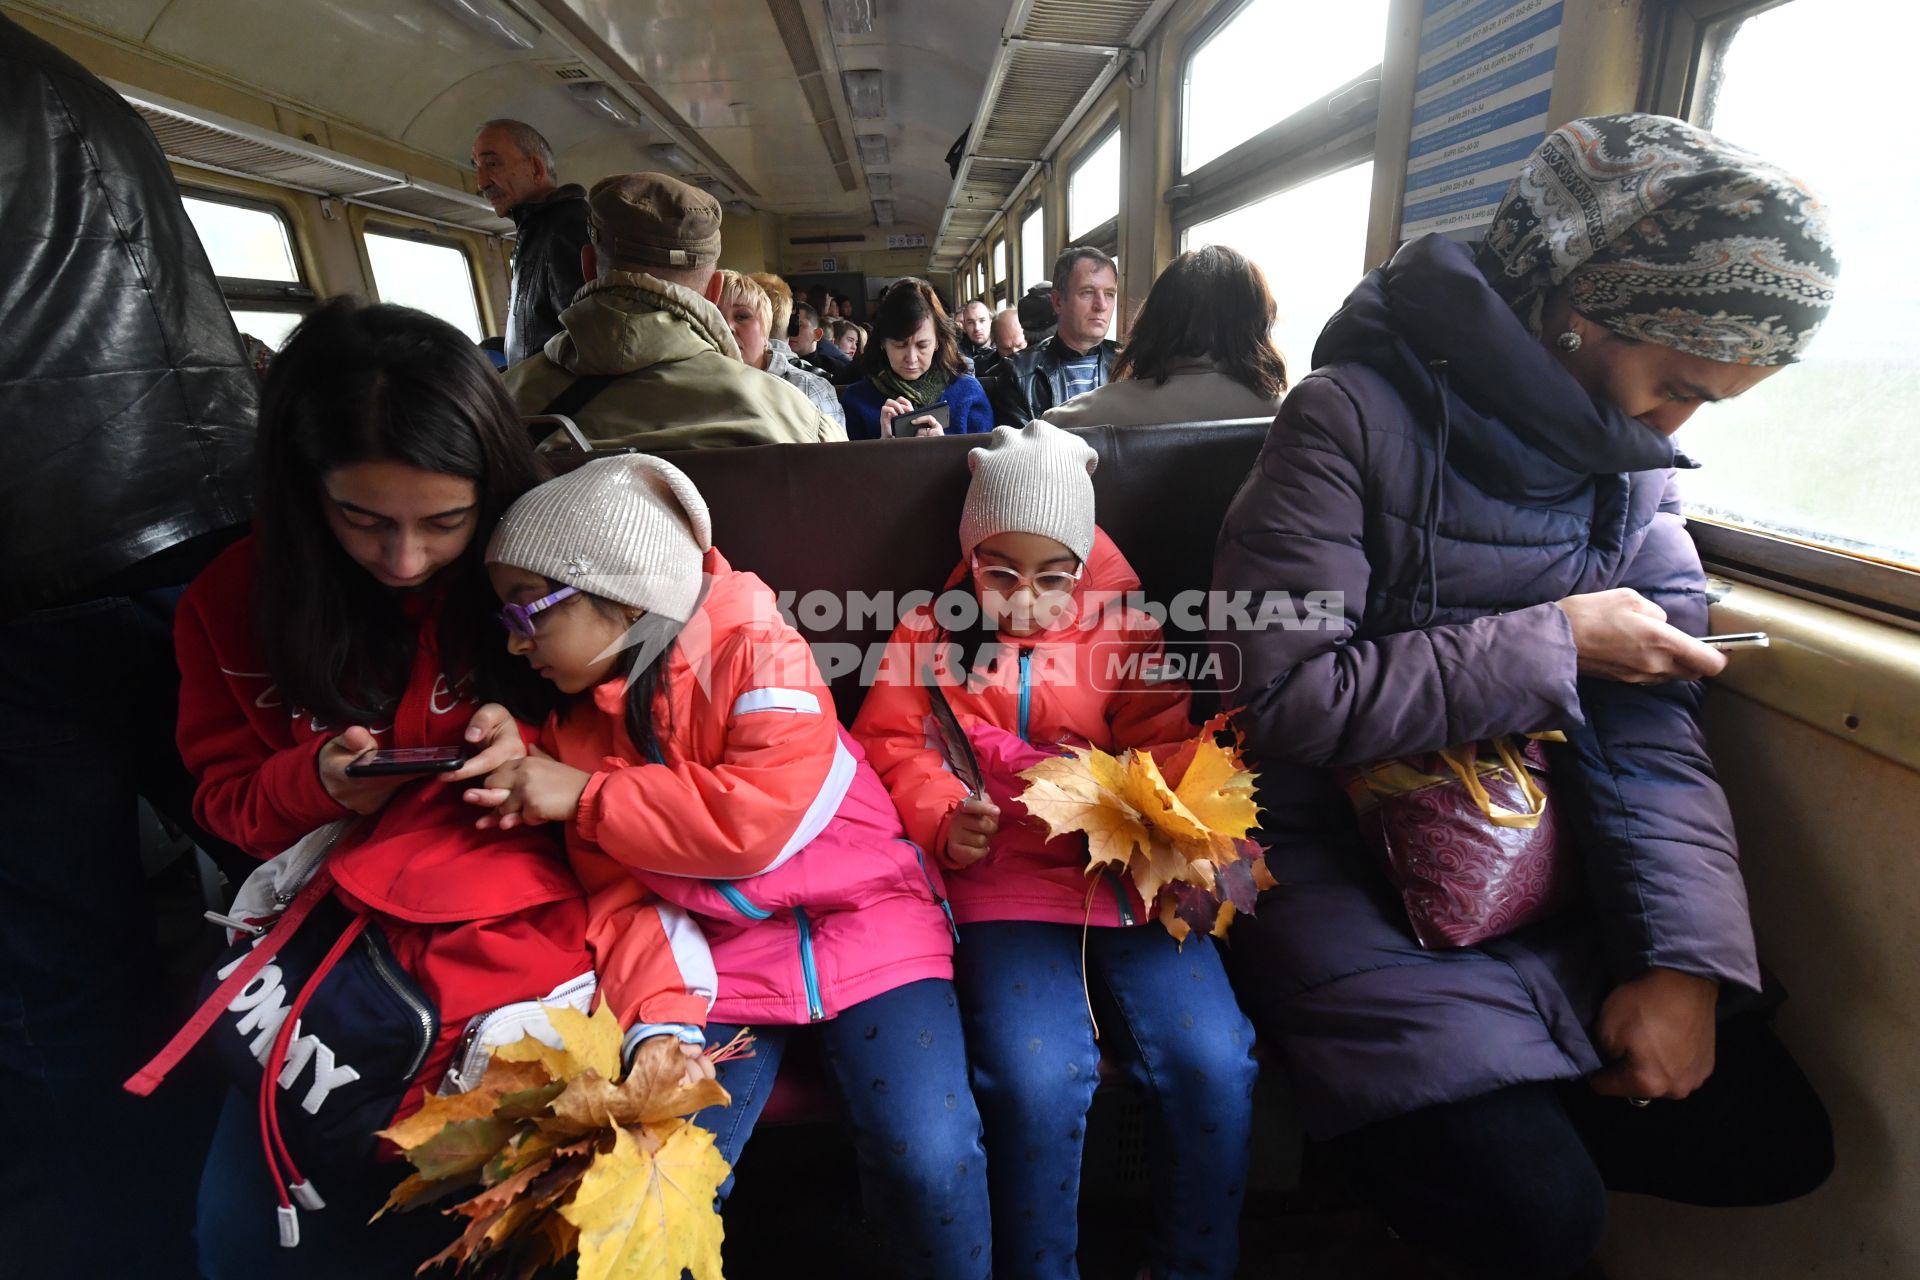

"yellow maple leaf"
[495,1002,623,1083]
[1128,829,1215,907]
[1018,751,1151,871]
[1118,751,1212,851]
[1170,737,1260,851]
[380,1085,511,1153]
[563,1121,729,1280]
[545,1069,730,1139]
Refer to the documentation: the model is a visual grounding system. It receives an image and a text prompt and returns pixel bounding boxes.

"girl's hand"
[441,703,528,784]
[877,396,916,438]
[317,727,412,815]
[626,1034,715,1087]
[1555,589,1726,684]
[1588,967,1720,1101]
[463,757,591,830]
[908,414,945,438]
[945,796,1000,866]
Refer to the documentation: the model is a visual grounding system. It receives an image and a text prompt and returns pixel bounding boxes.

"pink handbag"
[1337,736,1577,948]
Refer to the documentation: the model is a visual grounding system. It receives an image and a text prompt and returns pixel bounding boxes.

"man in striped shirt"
[983,246,1119,425]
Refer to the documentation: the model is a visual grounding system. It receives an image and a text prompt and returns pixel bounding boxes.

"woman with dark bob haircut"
[1043,244,1288,428]
[838,278,994,439]
[174,300,613,1276]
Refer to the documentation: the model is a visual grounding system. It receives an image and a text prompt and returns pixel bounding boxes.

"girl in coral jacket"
[852,422,1260,1280]
[172,302,713,1278]
[462,453,992,1278]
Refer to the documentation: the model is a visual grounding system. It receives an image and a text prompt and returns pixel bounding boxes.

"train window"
[363,227,484,342]
[1678,0,1916,567]
[1181,160,1373,378]
[1068,128,1122,241]
[230,310,305,349]
[182,195,299,282]
[1021,203,1046,289]
[992,238,1008,303]
[1182,0,1390,174]
[181,192,314,343]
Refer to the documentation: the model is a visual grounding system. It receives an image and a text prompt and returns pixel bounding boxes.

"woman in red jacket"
[175,302,712,1277]
[852,422,1260,1280]
[464,453,991,1278]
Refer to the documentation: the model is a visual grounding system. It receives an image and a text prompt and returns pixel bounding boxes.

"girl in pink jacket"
[462,454,989,1278]
[853,423,1259,1280]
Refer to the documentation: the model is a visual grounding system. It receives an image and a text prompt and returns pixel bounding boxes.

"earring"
[1555,330,1583,353]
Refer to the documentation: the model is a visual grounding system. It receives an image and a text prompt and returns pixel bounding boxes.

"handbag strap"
[123,866,337,1097]
[1435,737,1549,829]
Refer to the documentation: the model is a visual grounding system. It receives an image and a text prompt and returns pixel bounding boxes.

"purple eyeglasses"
[498,585,579,638]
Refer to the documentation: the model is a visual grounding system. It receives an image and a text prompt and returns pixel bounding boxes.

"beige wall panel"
[1601,694,1920,1278]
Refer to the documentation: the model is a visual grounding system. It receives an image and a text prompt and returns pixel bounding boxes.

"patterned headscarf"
[1475,114,1838,366]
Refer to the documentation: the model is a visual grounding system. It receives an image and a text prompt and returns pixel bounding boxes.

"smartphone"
[891,401,952,437]
[1700,632,1770,650]
[345,745,476,777]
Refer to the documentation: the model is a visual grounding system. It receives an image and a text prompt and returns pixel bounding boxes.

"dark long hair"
[1112,245,1288,399]
[251,299,548,725]
[863,279,966,381]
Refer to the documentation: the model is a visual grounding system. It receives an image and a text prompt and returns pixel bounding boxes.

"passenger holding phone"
[838,278,994,440]
[1211,116,1839,1279]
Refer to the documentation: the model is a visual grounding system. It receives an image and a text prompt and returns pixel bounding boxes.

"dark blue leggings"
[954,921,1259,1280]
[696,978,992,1280]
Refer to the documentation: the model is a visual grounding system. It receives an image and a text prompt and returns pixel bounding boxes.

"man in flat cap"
[507,172,845,448]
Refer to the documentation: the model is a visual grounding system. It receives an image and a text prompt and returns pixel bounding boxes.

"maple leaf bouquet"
[1016,712,1273,943]
[376,1003,752,1280]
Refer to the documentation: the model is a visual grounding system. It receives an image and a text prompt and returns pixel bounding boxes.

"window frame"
[1644,0,1918,620]
[1065,123,1124,247]
[181,186,316,318]
[359,219,488,340]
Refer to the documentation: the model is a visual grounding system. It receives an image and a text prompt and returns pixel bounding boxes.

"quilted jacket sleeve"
[1211,374,1585,770]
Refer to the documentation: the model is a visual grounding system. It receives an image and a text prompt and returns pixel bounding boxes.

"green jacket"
[506,271,845,449]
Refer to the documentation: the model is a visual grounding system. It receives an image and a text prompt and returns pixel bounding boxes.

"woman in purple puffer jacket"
[1212,115,1839,1278]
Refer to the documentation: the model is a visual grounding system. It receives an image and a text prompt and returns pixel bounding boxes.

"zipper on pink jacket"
[1017,648,1134,926]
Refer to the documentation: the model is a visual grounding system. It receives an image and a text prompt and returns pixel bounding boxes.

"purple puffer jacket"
[1212,234,1760,1140]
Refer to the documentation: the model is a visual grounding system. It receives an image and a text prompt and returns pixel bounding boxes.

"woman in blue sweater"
[839,279,994,440]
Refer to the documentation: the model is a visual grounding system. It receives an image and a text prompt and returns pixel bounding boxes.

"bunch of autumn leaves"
[378,1005,750,1280]
[1017,712,1272,941]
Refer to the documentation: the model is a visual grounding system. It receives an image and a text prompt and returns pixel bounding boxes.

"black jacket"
[0,15,257,610]
[981,334,1118,426]
[504,184,591,367]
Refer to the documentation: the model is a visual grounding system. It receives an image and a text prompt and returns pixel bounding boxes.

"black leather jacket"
[981,334,1118,426]
[1,15,257,611]
[504,184,590,366]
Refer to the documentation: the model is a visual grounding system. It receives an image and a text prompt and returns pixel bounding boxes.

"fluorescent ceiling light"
[566,82,640,129]
[827,0,875,35]
[648,142,696,173]
[433,0,540,51]
[871,198,896,226]
[699,180,735,202]
[842,69,885,119]
[867,173,892,196]
[723,200,754,217]
[855,133,888,166]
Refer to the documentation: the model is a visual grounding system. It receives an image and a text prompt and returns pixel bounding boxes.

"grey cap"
[959,421,1098,563]
[486,455,712,622]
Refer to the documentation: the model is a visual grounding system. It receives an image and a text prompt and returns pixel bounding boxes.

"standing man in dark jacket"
[0,15,258,1276]
[474,118,590,366]
[983,247,1118,425]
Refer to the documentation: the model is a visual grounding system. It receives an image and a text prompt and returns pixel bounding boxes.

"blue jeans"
[196,1088,459,1279]
[0,590,230,1279]
[695,978,992,1280]
[954,921,1258,1280]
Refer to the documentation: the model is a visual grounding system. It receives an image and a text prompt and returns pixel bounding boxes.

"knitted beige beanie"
[486,454,711,621]
[959,421,1098,562]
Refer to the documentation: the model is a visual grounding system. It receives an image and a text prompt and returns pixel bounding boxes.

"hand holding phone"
[889,400,952,438]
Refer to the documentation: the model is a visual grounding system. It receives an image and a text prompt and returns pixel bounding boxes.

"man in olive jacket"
[506,172,844,449]
[474,119,589,367]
